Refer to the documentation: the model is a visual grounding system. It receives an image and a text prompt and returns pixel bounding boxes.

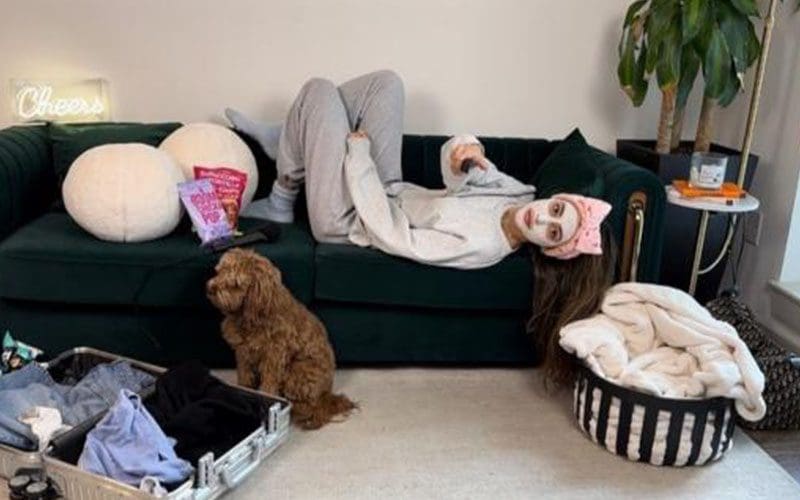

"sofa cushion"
[314,243,532,311]
[49,122,182,182]
[531,128,605,199]
[400,135,554,189]
[0,213,315,307]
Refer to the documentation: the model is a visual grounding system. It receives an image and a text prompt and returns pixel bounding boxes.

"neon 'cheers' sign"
[10,79,110,123]
[16,85,105,119]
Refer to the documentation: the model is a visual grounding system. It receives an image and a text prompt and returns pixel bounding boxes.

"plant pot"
[616,139,759,304]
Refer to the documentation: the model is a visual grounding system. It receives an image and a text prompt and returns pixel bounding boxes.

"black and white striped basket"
[574,364,736,466]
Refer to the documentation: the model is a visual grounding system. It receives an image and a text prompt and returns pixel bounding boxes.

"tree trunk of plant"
[694,96,716,153]
[656,87,676,154]
[670,104,686,152]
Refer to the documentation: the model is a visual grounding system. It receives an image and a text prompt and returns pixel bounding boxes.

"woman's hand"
[347,130,370,154]
[349,130,368,140]
[450,143,488,176]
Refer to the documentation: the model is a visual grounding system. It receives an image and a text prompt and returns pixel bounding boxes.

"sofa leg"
[621,192,647,282]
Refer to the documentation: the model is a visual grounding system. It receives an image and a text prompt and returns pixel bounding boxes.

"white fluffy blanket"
[559,283,766,421]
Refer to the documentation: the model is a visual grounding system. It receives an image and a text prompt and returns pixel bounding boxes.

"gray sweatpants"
[277,70,405,243]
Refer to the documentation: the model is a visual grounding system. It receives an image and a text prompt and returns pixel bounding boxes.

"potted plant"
[614,0,763,301]
[616,0,762,160]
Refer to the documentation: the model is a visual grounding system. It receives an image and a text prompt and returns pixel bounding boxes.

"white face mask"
[513,198,580,248]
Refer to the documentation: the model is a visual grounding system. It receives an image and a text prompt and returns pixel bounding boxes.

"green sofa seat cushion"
[314,243,533,311]
[0,213,315,307]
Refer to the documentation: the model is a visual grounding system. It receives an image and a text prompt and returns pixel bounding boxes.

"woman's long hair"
[527,225,617,387]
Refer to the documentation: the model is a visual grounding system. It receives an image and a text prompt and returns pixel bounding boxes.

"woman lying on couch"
[227,70,615,382]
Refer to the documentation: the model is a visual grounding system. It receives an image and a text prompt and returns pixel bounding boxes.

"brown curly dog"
[207,248,356,429]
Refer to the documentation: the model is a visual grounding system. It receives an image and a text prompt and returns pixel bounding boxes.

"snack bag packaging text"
[178,179,233,245]
[193,166,248,231]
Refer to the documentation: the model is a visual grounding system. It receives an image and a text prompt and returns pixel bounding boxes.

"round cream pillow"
[63,144,184,243]
[159,122,258,209]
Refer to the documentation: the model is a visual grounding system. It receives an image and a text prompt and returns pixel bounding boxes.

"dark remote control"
[204,221,281,253]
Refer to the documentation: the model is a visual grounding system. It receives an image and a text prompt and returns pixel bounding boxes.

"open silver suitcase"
[0,347,166,480]
[0,347,291,499]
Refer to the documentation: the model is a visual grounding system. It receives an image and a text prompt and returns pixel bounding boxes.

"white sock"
[241,180,298,223]
[225,108,282,160]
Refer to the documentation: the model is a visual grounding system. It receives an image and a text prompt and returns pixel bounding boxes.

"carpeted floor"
[231,369,800,500]
[3,369,796,498]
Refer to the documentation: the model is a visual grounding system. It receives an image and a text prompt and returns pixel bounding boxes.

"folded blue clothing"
[78,390,193,487]
[0,361,155,449]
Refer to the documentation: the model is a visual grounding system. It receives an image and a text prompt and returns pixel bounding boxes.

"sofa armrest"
[0,125,57,240]
[536,147,665,283]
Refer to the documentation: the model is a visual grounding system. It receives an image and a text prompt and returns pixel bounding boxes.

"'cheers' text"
[16,85,105,120]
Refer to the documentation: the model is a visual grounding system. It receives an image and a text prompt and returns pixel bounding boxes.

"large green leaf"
[647,0,677,41]
[645,0,677,73]
[693,18,714,56]
[618,28,637,88]
[676,48,701,109]
[744,20,762,67]
[650,0,674,10]
[717,1,756,74]
[718,65,743,107]
[683,0,709,41]
[618,26,628,58]
[730,0,761,17]
[631,43,651,106]
[619,28,650,107]
[703,26,733,98]
[624,0,648,27]
[645,36,662,74]
[657,22,682,90]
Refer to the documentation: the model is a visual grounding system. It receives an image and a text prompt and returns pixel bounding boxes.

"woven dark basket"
[707,296,800,430]
[574,365,736,466]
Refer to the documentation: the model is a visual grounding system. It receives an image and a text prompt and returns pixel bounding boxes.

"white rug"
[232,369,800,500]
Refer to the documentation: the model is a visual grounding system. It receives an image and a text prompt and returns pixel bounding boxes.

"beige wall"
[0,0,664,150]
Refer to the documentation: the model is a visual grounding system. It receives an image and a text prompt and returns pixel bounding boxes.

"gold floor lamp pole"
[687,0,778,295]
[738,0,779,187]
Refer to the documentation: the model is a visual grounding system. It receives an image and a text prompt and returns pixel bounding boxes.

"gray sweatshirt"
[345,134,536,269]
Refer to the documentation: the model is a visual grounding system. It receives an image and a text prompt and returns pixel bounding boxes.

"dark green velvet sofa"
[0,124,665,367]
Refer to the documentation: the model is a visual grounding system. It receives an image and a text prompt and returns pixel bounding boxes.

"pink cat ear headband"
[541,193,612,260]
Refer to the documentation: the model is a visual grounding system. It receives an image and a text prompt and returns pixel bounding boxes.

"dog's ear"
[255,255,282,286]
[242,260,273,328]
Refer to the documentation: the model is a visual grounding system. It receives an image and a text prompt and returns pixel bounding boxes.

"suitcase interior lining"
[46,352,141,384]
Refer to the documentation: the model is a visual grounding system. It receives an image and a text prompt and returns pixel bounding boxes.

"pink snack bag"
[177,179,233,244]
[193,166,248,231]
